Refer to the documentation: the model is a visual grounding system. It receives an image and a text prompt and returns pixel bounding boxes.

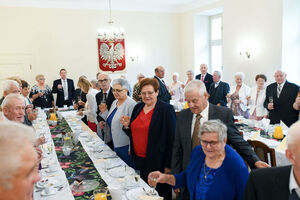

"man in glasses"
[95,73,115,148]
[172,80,269,200]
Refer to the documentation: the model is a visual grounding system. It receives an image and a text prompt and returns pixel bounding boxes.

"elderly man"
[0,121,40,199]
[0,80,20,105]
[2,94,26,123]
[195,64,213,92]
[243,121,300,200]
[154,66,171,104]
[264,70,299,127]
[52,68,75,107]
[208,70,230,107]
[172,80,268,200]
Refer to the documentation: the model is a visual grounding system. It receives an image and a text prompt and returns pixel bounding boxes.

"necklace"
[203,162,213,180]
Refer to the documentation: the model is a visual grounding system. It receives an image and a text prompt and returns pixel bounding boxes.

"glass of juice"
[93,188,107,200]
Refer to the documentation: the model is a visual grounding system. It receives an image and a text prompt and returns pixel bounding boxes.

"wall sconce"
[240,51,251,59]
[129,55,139,63]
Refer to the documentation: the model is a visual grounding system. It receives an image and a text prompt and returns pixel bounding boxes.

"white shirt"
[214,80,221,88]
[277,80,286,96]
[191,103,209,137]
[289,167,300,198]
[170,81,184,101]
[83,88,98,123]
[61,78,68,100]
[201,73,207,81]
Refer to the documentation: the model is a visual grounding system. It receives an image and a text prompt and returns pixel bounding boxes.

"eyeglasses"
[112,89,125,93]
[98,79,108,83]
[200,140,220,147]
[39,78,45,81]
[141,91,155,96]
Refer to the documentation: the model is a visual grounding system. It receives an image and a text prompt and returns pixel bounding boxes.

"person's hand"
[78,100,85,106]
[73,103,79,110]
[263,115,268,118]
[99,103,107,113]
[254,161,270,168]
[267,103,274,110]
[217,103,221,106]
[57,84,63,89]
[170,91,174,96]
[164,168,171,174]
[181,84,185,89]
[28,109,38,121]
[35,136,45,146]
[148,171,166,186]
[99,121,106,129]
[174,188,180,197]
[246,96,251,101]
[77,111,83,116]
[233,99,240,104]
[120,115,130,128]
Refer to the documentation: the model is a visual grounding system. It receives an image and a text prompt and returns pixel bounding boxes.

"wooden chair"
[247,140,277,167]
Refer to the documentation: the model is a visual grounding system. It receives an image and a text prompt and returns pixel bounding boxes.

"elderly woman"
[29,74,53,109]
[77,78,98,132]
[248,74,268,120]
[132,73,145,102]
[120,78,176,199]
[170,72,184,102]
[228,72,251,118]
[100,78,136,166]
[185,70,194,87]
[148,120,248,200]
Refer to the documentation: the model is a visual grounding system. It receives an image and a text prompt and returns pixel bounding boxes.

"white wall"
[0,7,182,89]
[282,0,300,85]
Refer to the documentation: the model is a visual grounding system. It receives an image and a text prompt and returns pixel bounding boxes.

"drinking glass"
[269,96,273,103]
[93,188,108,200]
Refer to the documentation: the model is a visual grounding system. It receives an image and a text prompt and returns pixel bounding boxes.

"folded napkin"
[275,137,287,151]
[138,195,163,200]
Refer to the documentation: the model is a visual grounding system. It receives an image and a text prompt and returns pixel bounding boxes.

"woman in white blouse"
[77,78,99,132]
[248,74,268,120]
[184,70,194,87]
[228,72,251,118]
[169,72,184,102]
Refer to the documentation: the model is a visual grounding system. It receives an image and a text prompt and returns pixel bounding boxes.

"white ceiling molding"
[0,0,218,13]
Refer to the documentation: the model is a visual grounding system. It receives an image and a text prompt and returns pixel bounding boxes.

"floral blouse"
[29,84,53,108]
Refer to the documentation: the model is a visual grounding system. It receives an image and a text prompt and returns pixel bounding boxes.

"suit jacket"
[172,103,259,175]
[154,76,171,104]
[175,145,249,200]
[52,78,75,107]
[195,73,213,92]
[124,100,176,171]
[264,81,299,127]
[209,81,230,106]
[95,88,115,122]
[243,165,292,200]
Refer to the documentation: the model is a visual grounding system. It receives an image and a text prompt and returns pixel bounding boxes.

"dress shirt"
[289,167,300,198]
[83,88,98,123]
[214,81,221,88]
[277,80,286,97]
[61,78,68,100]
[201,73,207,81]
[191,103,209,136]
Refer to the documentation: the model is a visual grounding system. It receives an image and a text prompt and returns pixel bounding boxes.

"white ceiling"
[0,0,217,13]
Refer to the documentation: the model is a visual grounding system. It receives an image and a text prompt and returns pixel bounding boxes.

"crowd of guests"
[0,64,299,200]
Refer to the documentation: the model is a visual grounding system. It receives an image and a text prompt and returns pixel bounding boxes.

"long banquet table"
[33,109,157,200]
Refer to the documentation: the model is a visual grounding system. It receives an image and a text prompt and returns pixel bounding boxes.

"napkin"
[280,120,289,131]
[275,137,287,151]
[261,118,270,132]
[138,195,163,200]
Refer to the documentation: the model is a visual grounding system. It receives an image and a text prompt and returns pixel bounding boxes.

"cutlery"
[106,164,121,170]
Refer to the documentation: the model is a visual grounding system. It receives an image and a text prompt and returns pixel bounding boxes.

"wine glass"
[269,96,273,103]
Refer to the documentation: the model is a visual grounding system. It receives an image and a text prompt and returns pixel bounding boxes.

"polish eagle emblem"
[99,42,124,70]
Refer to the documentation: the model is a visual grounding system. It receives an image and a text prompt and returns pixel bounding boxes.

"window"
[209,15,223,73]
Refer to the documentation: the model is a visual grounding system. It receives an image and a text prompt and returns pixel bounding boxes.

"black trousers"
[135,156,172,200]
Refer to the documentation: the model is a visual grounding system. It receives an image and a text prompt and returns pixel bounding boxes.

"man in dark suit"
[154,66,171,104]
[195,64,213,92]
[243,121,300,200]
[95,73,115,146]
[172,80,269,200]
[209,70,230,106]
[52,68,75,108]
[264,70,299,127]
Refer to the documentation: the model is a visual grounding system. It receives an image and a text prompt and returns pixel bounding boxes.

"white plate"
[93,150,116,159]
[46,168,60,173]
[36,177,65,189]
[126,187,159,200]
[40,188,57,196]
[108,166,135,178]
[80,132,89,137]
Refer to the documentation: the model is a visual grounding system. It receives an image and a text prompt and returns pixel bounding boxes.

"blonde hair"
[35,74,45,81]
[0,121,35,189]
[77,78,92,92]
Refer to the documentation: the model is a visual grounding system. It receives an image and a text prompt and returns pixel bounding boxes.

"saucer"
[46,168,59,173]
[41,188,57,196]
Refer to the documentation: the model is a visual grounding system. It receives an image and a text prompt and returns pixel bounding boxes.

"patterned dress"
[29,84,53,108]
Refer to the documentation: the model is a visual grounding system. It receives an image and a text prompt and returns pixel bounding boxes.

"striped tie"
[192,114,202,149]
[277,84,282,98]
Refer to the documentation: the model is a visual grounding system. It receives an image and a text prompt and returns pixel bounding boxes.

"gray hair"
[184,80,207,94]
[173,72,180,78]
[235,72,245,81]
[198,120,227,142]
[186,70,194,76]
[287,121,300,148]
[2,94,24,108]
[137,73,145,79]
[112,78,130,90]
[0,121,35,189]
[2,80,19,93]
[213,70,222,77]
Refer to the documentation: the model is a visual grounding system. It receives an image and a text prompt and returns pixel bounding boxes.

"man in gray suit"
[172,80,269,200]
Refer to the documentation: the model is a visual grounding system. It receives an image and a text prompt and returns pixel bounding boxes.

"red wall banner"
[98,38,126,72]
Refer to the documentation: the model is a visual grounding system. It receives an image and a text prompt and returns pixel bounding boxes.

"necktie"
[192,114,202,149]
[162,79,166,86]
[201,75,204,82]
[277,84,282,98]
[289,189,300,200]
[63,80,68,100]
[103,93,107,102]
